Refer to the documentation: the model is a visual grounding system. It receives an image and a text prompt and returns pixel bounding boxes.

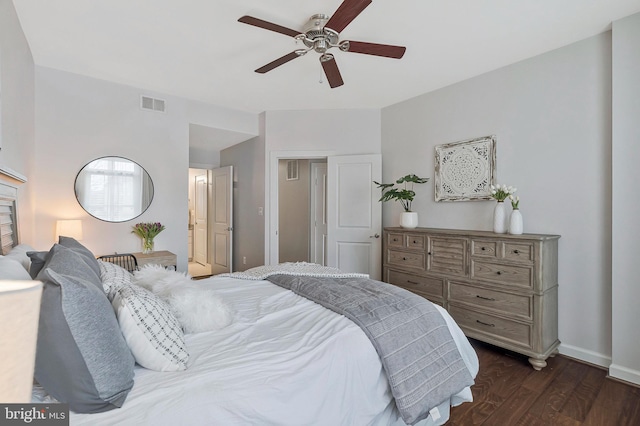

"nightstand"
[132,250,177,270]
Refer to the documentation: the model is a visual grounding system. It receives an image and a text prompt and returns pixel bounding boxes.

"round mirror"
[75,156,154,222]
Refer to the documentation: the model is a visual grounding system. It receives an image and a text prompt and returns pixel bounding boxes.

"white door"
[209,166,233,275]
[310,162,328,265]
[194,175,208,265]
[327,154,382,280]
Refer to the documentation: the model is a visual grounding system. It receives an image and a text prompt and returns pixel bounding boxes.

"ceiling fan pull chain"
[319,68,323,84]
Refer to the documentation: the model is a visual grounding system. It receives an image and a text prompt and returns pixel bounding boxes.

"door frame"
[309,162,328,266]
[193,174,208,266]
[267,150,335,265]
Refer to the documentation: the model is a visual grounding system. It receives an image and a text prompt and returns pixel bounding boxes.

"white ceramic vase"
[493,201,508,234]
[509,209,523,235]
[400,212,418,229]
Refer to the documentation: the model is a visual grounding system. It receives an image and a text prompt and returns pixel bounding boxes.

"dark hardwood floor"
[449,339,640,425]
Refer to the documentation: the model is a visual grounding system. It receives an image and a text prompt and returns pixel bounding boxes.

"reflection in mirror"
[75,156,154,222]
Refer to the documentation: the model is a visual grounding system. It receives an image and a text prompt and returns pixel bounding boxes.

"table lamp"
[55,219,83,241]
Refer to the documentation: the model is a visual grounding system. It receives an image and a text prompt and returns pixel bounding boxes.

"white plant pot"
[400,212,418,229]
[509,209,524,235]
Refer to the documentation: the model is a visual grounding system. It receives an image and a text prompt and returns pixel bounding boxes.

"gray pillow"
[0,256,32,280]
[27,250,49,278]
[58,236,101,279]
[34,244,135,413]
[4,243,36,270]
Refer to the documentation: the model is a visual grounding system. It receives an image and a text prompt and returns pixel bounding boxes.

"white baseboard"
[559,344,640,385]
[558,343,611,368]
[609,364,640,386]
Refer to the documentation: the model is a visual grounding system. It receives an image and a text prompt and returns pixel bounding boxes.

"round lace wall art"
[435,135,496,201]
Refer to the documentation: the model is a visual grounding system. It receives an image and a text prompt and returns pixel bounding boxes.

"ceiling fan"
[238,0,406,88]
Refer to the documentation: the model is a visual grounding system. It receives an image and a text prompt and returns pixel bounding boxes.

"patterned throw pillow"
[99,260,132,296]
[111,281,189,372]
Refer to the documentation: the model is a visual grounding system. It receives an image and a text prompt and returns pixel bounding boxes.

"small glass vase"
[142,237,154,254]
[493,201,508,234]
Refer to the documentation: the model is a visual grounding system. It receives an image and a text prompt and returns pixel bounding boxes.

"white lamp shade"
[56,219,83,241]
[0,280,43,402]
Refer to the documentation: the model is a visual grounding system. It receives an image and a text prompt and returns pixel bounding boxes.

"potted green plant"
[374,174,429,228]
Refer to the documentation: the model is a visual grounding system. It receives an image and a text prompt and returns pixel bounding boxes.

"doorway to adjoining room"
[188,168,212,278]
[278,159,327,265]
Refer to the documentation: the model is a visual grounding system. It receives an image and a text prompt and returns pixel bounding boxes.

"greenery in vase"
[131,222,166,239]
[510,195,520,210]
[490,184,517,202]
[374,174,430,212]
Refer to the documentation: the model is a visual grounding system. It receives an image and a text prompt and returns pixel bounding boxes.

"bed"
[0,179,478,426]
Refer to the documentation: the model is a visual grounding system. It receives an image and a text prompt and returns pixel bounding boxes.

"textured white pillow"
[111,282,189,372]
[134,265,233,334]
[99,260,132,295]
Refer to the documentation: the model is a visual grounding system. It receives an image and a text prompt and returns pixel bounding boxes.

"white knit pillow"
[111,282,189,372]
[99,260,132,295]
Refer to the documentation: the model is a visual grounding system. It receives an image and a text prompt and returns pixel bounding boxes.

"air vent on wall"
[140,95,166,113]
[286,160,299,181]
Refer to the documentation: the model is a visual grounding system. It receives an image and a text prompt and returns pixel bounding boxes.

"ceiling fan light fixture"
[238,0,405,88]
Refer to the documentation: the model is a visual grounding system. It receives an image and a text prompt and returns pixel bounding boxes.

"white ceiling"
[13,0,640,115]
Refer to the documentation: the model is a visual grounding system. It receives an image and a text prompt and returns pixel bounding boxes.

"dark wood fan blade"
[320,55,344,88]
[238,15,300,38]
[343,41,406,59]
[325,0,372,33]
[255,51,301,74]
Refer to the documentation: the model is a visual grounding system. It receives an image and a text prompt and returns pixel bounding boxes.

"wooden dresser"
[382,227,560,370]
[132,250,177,270]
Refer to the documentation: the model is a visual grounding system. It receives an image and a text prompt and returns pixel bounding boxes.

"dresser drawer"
[448,282,532,320]
[471,239,498,258]
[387,233,405,248]
[407,235,426,250]
[387,270,443,299]
[503,242,534,263]
[471,260,533,289]
[387,250,425,270]
[449,305,532,349]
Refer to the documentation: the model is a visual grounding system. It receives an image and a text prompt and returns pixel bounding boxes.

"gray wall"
[31,66,257,272]
[382,33,613,367]
[278,159,310,263]
[611,12,640,384]
[0,0,36,242]
[220,113,265,271]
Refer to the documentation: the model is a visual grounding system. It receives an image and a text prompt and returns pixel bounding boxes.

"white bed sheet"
[62,276,478,426]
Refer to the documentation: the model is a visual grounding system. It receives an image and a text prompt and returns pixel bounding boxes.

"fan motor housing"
[302,14,339,52]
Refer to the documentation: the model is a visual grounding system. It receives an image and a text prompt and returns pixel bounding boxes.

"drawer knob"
[427,252,432,255]
[402,257,407,261]
[406,280,419,285]
[476,319,495,328]
[513,249,520,254]
[481,247,486,251]
[393,238,398,242]
[476,295,496,301]
[496,271,502,275]
[413,240,418,244]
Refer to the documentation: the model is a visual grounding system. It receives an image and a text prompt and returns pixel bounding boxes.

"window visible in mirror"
[75,157,154,222]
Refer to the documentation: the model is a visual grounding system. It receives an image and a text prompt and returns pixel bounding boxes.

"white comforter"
[60,276,478,426]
